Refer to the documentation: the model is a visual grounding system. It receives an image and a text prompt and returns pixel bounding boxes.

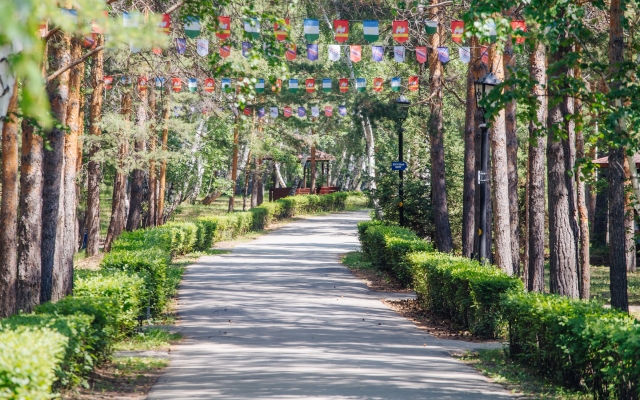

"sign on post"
[391,161,407,171]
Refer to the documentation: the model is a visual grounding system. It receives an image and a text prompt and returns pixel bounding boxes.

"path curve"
[148,211,511,399]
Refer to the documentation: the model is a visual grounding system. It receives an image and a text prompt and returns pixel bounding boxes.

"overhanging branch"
[47,45,104,82]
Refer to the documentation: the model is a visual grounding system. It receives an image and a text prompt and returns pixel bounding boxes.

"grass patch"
[341,251,374,270]
[590,265,640,305]
[114,328,182,352]
[458,349,590,399]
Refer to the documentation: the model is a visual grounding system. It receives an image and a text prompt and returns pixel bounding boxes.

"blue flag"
[371,46,384,62]
[307,44,318,61]
[298,107,306,117]
[258,108,265,118]
[176,38,186,54]
[339,105,347,117]
[242,42,252,58]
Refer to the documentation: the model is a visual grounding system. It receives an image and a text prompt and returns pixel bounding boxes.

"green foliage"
[407,252,523,338]
[503,291,640,397]
[194,218,218,251]
[0,327,67,399]
[114,328,182,352]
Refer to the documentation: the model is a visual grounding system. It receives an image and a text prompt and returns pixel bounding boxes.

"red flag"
[274,18,290,41]
[204,78,215,93]
[159,14,171,34]
[83,33,97,49]
[273,78,282,92]
[481,45,489,65]
[305,78,315,93]
[104,76,113,90]
[511,20,526,44]
[153,47,162,55]
[339,78,349,93]
[216,16,231,40]
[285,43,297,61]
[333,20,349,43]
[220,45,231,58]
[172,77,182,92]
[392,20,409,43]
[284,106,292,118]
[373,77,383,92]
[350,45,361,62]
[451,20,464,43]
[325,106,333,117]
[138,76,148,92]
[416,46,427,64]
[244,107,251,116]
[408,76,419,91]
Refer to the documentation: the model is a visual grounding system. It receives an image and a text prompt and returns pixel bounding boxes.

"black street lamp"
[396,95,410,227]
[474,72,500,264]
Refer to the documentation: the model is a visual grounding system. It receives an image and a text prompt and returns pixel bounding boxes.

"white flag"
[459,46,470,63]
[311,106,319,117]
[328,45,341,61]
[394,46,405,62]
[197,39,209,56]
[270,107,278,118]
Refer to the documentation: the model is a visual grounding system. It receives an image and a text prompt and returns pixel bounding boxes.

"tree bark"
[488,46,513,275]
[148,88,157,227]
[0,80,18,317]
[42,32,71,303]
[593,149,609,247]
[623,158,636,272]
[428,9,453,253]
[310,139,317,193]
[462,37,478,258]
[575,59,590,299]
[244,152,252,210]
[86,35,103,256]
[228,115,239,212]
[157,99,169,225]
[104,92,132,252]
[126,88,148,231]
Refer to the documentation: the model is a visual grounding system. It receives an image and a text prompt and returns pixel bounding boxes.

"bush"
[194,217,217,251]
[74,270,145,336]
[503,291,640,397]
[101,248,170,315]
[0,327,67,399]
[407,252,522,338]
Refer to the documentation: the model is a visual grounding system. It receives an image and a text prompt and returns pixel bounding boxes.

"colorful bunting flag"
[487,21,497,43]
[304,19,319,42]
[159,14,171,34]
[394,46,405,62]
[244,18,261,39]
[270,107,278,118]
[322,78,332,93]
[310,106,319,117]
[188,78,197,92]
[216,16,231,40]
[425,20,437,35]
[391,77,401,92]
[416,46,427,63]
[307,44,318,61]
[155,77,165,89]
[274,19,290,41]
[350,45,362,63]
[256,79,265,93]
[138,76,148,92]
[289,78,298,93]
[298,107,306,117]
[372,46,384,62]
[511,20,526,44]
[306,78,315,93]
[274,79,282,92]
[451,20,464,43]
[204,78,215,93]
[334,20,349,43]
[258,108,265,118]
[244,107,251,116]
[373,77,383,92]
[286,43,297,61]
[222,78,231,92]
[437,46,449,63]
[176,38,186,54]
[339,105,347,117]
[481,45,489,64]
[83,34,97,49]
[363,20,379,43]
[339,78,349,93]
[284,106,292,118]
[242,41,252,58]
[184,16,200,38]
[220,45,231,58]
[172,77,182,92]
[328,45,340,61]
[393,20,409,43]
[325,106,333,117]
[197,39,209,56]
[121,76,131,86]
[356,78,366,92]
[459,47,471,63]
[408,76,419,91]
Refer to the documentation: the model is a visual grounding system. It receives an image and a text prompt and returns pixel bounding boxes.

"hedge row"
[358,220,640,397]
[0,192,363,397]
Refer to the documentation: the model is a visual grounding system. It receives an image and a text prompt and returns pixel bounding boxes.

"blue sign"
[391,161,407,171]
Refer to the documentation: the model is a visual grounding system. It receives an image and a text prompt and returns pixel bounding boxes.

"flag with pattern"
[216,16,231,40]
[334,20,349,42]
[350,45,362,62]
[363,20,379,42]
[304,19,319,41]
[371,46,384,62]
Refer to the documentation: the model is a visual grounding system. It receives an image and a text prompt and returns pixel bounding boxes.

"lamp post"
[474,72,501,264]
[396,95,410,227]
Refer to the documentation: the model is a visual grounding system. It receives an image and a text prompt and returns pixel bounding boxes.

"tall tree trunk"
[104,92,131,252]
[575,58,590,299]
[228,115,239,212]
[504,36,520,275]
[624,158,636,272]
[244,152,252,210]
[0,81,18,317]
[126,88,148,231]
[274,162,287,187]
[310,139,317,193]
[86,35,103,256]
[0,44,17,134]
[586,146,597,231]
[593,149,609,247]
[462,37,478,258]
[42,32,71,303]
[428,8,453,253]
[608,0,629,311]
[157,100,169,225]
[148,88,157,227]
[488,45,513,275]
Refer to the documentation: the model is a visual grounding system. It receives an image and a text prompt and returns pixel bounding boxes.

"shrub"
[407,252,523,338]
[194,217,217,251]
[74,270,145,336]
[0,327,67,399]
[101,248,170,315]
[503,291,640,397]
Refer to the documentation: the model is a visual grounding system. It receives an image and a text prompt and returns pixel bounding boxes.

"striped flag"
[356,78,366,92]
[188,78,197,92]
[325,106,333,117]
[289,78,298,93]
[322,78,332,93]
[255,79,265,93]
[304,19,319,42]
[221,78,231,92]
[244,18,260,39]
[184,16,200,38]
[416,46,427,64]
[363,20,379,42]
[216,16,231,40]
[391,77,401,92]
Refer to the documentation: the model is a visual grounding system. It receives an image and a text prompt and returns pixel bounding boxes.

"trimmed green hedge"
[0,327,67,399]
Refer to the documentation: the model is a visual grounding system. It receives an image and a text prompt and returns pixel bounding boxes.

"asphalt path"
[148,211,512,399]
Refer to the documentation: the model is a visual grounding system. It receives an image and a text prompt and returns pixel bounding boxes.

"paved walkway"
[148,211,512,399]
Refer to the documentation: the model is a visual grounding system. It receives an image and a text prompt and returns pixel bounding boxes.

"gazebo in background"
[268,151,340,201]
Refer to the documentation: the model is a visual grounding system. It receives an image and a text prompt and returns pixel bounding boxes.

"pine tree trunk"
[148,88,157,227]
[310,140,317,193]
[104,92,131,252]
[126,89,148,231]
[157,101,169,225]
[86,35,103,256]
[488,46,513,275]
[244,153,252,211]
[462,37,479,258]
[575,60,590,299]
[228,115,239,212]
[0,81,18,317]
[42,32,71,303]
[428,9,453,252]
[504,37,520,275]
[623,157,636,272]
